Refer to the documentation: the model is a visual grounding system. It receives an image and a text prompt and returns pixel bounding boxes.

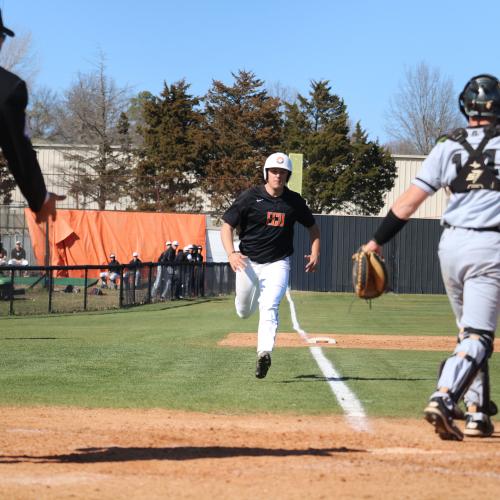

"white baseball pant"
[234,257,290,353]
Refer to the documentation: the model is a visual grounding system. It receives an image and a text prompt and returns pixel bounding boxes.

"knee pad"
[446,328,494,403]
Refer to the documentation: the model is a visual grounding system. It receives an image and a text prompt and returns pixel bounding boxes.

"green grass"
[0,292,497,418]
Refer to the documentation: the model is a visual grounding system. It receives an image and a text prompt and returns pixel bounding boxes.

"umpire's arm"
[0,79,47,212]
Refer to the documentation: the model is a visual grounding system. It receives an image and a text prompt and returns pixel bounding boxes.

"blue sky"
[2,0,498,143]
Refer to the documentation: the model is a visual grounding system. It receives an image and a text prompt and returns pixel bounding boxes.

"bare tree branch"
[385,62,464,154]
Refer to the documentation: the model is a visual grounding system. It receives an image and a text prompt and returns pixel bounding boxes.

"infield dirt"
[220,333,500,351]
[0,406,499,499]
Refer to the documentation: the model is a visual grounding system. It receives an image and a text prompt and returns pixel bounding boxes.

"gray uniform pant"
[437,227,500,407]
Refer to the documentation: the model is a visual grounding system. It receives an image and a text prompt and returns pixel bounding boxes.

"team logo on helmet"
[276,156,284,164]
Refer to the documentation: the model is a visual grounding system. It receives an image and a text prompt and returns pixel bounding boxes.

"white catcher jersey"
[412,126,500,229]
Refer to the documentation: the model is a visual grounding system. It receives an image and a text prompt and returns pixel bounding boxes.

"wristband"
[229,251,240,256]
[373,209,408,245]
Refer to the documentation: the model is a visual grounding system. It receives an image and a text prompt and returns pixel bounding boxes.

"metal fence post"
[119,266,124,308]
[48,268,53,313]
[83,267,88,311]
[147,263,153,304]
[9,268,14,315]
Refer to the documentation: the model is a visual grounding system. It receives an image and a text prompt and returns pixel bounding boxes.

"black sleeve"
[294,195,315,228]
[222,191,248,227]
[0,79,47,212]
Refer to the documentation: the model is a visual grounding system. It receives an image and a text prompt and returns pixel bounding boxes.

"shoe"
[424,397,464,441]
[255,351,271,379]
[464,412,494,437]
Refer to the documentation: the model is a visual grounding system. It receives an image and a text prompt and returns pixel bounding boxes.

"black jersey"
[223,185,316,264]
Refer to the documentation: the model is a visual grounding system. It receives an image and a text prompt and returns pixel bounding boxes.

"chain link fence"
[0,261,234,316]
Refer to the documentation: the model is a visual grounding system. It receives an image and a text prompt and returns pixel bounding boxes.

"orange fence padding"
[25,209,206,278]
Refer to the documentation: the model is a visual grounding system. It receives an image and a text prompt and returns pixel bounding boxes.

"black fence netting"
[0,262,235,316]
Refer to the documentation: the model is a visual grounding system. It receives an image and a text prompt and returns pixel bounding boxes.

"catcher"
[361,74,500,441]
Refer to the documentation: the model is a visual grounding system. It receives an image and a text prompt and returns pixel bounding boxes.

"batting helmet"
[263,152,292,181]
[459,74,500,119]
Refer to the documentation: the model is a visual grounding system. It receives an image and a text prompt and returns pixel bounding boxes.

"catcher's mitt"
[352,247,388,299]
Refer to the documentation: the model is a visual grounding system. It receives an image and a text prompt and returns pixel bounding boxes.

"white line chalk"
[285,288,369,432]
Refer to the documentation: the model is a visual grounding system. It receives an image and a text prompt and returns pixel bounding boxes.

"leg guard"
[437,327,494,404]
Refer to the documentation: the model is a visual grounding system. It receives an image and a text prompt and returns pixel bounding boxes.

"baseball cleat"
[424,397,464,441]
[464,413,494,437]
[255,351,271,379]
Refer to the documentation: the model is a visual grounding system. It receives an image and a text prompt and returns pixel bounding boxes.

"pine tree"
[132,80,206,212]
[0,153,16,205]
[343,122,397,214]
[282,81,396,214]
[283,80,351,213]
[202,70,282,212]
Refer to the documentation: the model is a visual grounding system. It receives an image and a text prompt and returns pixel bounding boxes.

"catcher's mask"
[263,152,292,182]
[459,74,500,119]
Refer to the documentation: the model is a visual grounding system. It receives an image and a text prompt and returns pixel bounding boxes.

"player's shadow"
[0,445,365,464]
[280,374,433,383]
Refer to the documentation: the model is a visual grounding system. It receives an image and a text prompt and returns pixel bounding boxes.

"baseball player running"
[221,153,320,379]
[363,74,500,440]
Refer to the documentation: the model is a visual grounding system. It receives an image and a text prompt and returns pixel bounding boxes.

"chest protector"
[446,126,500,193]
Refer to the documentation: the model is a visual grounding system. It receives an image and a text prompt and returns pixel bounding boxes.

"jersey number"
[267,211,285,227]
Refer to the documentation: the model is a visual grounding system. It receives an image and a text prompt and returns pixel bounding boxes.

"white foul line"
[285,288,369,431]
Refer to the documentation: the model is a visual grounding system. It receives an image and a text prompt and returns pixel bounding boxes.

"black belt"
[443,222,500,233]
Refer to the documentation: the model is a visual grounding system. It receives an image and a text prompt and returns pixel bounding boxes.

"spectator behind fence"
[0,240,7,265]
[173,245,184,299]
[124,251,142,288]
[161,240,177,300]
[8,241,28,266]
[0,9,65,223]
[100,253,121,289]
[183,244,195,298]
[193,244,204,296]
[194,245,204,264]
[152,240,171,297]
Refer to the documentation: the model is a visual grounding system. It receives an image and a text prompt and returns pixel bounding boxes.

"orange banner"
[25,209,206,277]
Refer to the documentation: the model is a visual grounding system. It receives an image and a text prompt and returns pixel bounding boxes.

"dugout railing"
[0,261,234,316]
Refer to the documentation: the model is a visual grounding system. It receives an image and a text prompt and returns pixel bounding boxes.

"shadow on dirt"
[1,445,365,463]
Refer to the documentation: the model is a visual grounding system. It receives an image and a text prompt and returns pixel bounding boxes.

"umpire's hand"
[35,192,66,223]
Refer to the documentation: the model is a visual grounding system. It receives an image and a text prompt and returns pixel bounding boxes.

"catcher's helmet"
[263,152,292,181]
[459,74,500,119]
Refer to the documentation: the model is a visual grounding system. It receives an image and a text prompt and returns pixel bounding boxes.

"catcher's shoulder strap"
[446,126,500,193]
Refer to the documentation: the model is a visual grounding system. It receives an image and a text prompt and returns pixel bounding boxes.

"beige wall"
[379,155,447,219]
